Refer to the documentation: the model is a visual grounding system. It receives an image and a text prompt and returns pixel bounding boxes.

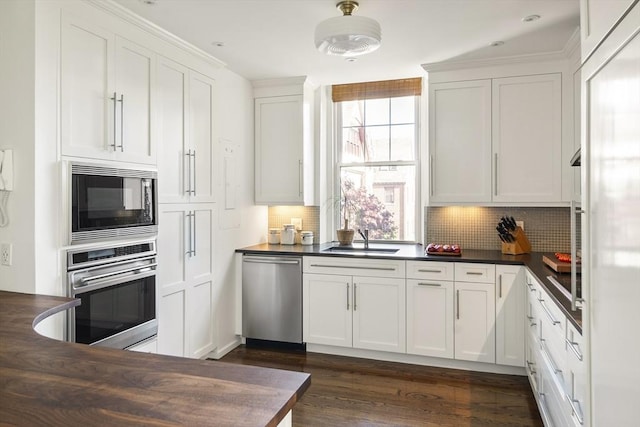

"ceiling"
[113,0,580,85]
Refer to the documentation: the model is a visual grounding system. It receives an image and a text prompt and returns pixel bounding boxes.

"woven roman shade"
[332,77,422,102]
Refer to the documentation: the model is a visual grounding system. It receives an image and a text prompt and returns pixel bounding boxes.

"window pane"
[390,96,415,124]
[340,165,416,241]
[390,124,415,161]
[341,127,366,162]
[365,98,389,126]
[367,126,390,162]
[341,100,364,128]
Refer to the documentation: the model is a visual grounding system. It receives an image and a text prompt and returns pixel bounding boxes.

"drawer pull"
[540,339,562,375]
[527,315,537,327]
[537,298,561,325]
[466,271,483,276]
[417,282,442,287]
[526,360,537,375]
[418,269,442,273]
[565,394,585,425]
[566,337,584,361]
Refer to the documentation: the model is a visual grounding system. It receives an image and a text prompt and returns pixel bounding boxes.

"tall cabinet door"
[495,265,525,367]
[303,273,353,348]
[61,12,115,159]
[189,71,216,203]
[454,282,496,363]
[114,37,155,164]
[492,74,562,203]
[406,279,454,359]
[429,80,492,204]
[157,58,188,203]
[352,277,406,354]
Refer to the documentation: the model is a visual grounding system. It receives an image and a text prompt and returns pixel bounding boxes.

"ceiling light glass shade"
[315,15,381,56]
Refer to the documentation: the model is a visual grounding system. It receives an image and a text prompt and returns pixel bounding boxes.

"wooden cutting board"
[542,254,580,274]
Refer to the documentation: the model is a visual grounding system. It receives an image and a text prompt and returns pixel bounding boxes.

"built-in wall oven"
[67,240,157,349]
[70,163,157,244]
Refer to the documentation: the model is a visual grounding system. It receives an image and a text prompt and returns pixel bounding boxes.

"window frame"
[333,96,421,243]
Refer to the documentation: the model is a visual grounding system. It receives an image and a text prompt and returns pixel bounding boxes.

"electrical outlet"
[290,217,303,231]
[516,221,524,230]
[1,243,12,266]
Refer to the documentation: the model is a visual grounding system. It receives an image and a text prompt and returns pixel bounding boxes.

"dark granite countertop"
[0,291,310,426]
[236,242,582,332]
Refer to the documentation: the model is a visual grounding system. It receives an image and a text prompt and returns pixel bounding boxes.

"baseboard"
[207,337,241,360]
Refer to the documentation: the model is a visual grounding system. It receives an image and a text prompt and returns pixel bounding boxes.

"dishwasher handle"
[243,257,301,265]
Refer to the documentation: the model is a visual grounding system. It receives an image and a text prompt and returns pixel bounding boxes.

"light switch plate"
[291,217,303,231]
[1,243,12,266]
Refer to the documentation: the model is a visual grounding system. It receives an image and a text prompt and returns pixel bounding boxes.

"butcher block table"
[0,291,310,426]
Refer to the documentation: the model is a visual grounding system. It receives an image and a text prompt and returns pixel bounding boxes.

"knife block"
[501,226,532,255]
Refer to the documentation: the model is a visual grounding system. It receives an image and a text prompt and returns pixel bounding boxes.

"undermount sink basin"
[322,246,399,254]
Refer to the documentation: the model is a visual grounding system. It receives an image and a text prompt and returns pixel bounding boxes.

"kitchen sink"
[322,246,399,254]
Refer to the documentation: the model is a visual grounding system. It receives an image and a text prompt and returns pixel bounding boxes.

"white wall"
[0,0,37,294]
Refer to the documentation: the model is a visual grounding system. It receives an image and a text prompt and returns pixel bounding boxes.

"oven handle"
[79,262,157,284]
[73,268,156,295]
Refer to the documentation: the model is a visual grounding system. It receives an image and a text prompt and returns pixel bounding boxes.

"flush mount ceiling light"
[315,1,381,56]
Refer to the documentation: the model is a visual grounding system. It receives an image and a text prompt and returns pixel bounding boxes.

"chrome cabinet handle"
[527,281,536,292]
[309,264,396,271]
[191,150,197,196]
[494,153,498,196]
[353,283,357,311]
[570,201,584,311]
[538,297,561,325]
[346,283,350,310]
[418,268,442,273]
[417,282,442,287]
[565,393,585,425]
[498,274,502,298]
[185,211,193,257]
[298,160,303,197]
[526,360,537,376]
[466,271,483,276]
[429,155,434,196]
[566,337,584,361]
[185,150,192,195]
[456,289,460,319]
[540,339,562,375]
[192,210,197,257]
[110,92,118,151]
[118,94,124,152]
[527,315,537,327]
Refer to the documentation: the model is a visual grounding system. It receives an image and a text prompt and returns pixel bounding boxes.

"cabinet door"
[114,37,155,165]
[429,80,492,204]
[157,58,189,203]
[188,279,215,359]
[189,71,216,203]
[580,0,635,59]
[352,276,406,353]
[255,95,304,205]
[492,74,562,203]
[454,281,496,363]
[157,285,187,357]
[303,273,352,347]
[496,265,525,367]
[61,13,115,160]
[186,206,215,282]
[406,279,454,358]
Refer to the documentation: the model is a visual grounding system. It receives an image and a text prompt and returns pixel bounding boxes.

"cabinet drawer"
[455,263,495,283]
[565,322,584,365]
[406,261,454,281]
[303,257,405,278]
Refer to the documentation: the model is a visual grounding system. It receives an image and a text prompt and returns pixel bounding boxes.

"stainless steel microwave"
[70,163,157,244]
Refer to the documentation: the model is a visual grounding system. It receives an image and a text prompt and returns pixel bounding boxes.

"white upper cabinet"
[580,0,636,61]
[429,80,492,203]
[428,72,564,205]
[492,74,562,203]
[61,12,156,165]
[157,57,216,204]
[254,77,315,205]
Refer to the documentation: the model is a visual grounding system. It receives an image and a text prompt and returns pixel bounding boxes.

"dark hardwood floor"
[217,346,542,427]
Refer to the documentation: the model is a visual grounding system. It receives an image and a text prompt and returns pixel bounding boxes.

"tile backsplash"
[425,206,575,253]
[268,206,320,243]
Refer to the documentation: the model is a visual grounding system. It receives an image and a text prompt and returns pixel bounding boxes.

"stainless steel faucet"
[357,229,369,249]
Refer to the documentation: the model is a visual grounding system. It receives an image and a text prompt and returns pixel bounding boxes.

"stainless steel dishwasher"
[242,255,303,344]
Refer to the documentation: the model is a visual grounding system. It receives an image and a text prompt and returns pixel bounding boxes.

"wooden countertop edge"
[0,291,310,427]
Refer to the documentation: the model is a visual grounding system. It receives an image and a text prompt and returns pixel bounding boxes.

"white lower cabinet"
[454,263,496,363]
[157,203,216,359]
[496,265,526,367]
[303,257,406,354]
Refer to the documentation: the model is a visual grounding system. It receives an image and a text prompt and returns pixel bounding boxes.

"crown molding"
[86,0,226,69]
[563,26,581,58]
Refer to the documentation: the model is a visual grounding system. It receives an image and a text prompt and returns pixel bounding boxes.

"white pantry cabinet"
[406,261,454,358]
[454,263,496,363]
[303,257,405,353]
[428,73,563,205]
[580,0,636,61]
[157,203,216,358]
[253,77,315,205]
[157,57,216,204]
[495,265,526,367]
[61,11,156,165]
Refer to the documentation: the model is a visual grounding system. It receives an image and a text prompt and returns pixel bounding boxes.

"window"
[333,78,421,242]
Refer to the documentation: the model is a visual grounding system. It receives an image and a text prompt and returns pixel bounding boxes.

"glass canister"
[300,231,314,246]
[280,224,297,245]
[268,228,280,244]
